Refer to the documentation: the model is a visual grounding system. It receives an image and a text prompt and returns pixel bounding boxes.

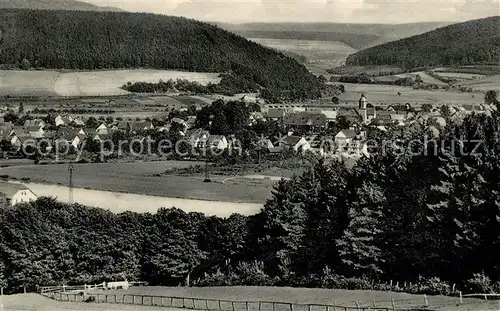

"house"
[284,112,327,129]
[267,108,285,120]
[57,127,85,149]
[117,121,154,134]
[0,122,14,139]
[27,126,45,139]
[208,135,228,150]
[55,115,73,127]
[24,119,45,129]
[188,129,210,148]
[282,135,311,153]
[72,118,86,127]
[0,182,37,206]
[96,123,108,135]
[335,129,357,147]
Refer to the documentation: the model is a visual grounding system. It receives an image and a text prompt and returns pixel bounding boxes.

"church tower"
[358,93,368,124]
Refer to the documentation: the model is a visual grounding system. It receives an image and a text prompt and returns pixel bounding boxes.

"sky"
[84,0,500,23]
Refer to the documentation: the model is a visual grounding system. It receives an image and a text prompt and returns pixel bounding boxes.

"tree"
[20,59,31,70]
[421,103,433,112]
[332,96,340,105]
[415,74,422,84]
[18,103,24,115]
[336,116,350,130]
[485,90,498,105]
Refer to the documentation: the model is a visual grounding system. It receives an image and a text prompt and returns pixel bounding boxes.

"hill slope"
[216,22,450,49]
[0,0,123,11]
[0,9,320,99]
[346,16,500,68]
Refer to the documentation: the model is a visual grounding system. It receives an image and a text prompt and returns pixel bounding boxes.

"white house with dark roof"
[0,182,37,206]
[282,135,310,152]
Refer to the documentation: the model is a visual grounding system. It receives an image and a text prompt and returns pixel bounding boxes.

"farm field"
[335,83,483,106]
[0,161,273,204]
[96,286,488,311]
[0,70,221,97]
[0,70,60,96]
[433,72,486,80]
[248,38,356,68]
[454,74,500,92]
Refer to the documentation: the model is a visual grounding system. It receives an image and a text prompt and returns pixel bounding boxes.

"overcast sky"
[84,0,499,23]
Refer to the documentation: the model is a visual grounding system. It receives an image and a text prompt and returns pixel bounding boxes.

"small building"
[282,135,311,153]
[55,115,74,127]
[208,135,228,150]
[0,182,37,206]
[335,129,357,147]
[24,119,45,130]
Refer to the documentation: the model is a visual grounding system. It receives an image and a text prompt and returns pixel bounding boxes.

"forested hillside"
[346,16,500,68]
[3,103,500,294]
[0,0,122,11]
[0,9,321,99]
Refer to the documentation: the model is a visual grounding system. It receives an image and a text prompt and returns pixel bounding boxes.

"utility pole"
[68,162,74,204]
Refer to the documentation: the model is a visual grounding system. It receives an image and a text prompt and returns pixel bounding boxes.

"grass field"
[91,286,493,311]
[1,293,183,311]
[335,83,482,106]
[0,70,60,96]
[0,161,273,204]
[248,38,356,68]
[454,75,500,92]
[0,70,221,97]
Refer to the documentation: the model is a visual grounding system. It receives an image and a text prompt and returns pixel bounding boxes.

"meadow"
[0,69,221,97]
[0,161,273,204]
[248,38,356,70]
[454,75,500,92]
[1,293,178,311]
[334,83,482,106]
[92,286,488,311]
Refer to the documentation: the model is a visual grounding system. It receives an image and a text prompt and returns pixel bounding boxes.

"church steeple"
[359,93,367,109]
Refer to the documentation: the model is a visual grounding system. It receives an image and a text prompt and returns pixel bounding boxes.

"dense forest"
[3,101,500,294]
[0,9,321,100]
[0,0,122,11]
[346,16,500,69]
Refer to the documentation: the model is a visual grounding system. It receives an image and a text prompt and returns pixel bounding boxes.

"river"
[12,182,263,218]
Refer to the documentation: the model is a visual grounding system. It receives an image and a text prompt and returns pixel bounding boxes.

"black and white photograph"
[0,0,499,310]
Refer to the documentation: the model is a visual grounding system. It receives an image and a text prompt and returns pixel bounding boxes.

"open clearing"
[248,38,356,67]
[0,70,221,97]
[335,83,483,106]
[95,286,491,311]
[0,161,273,205]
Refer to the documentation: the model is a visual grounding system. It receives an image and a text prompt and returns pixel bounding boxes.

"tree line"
[0,9,320,100]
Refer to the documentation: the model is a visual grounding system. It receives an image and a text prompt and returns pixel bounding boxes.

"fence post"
[183,298,186,308]
[391,298,395,310]
[289,303,293,311]
[133,295,136,304]
[459,291,463,304]
[193,298,196,308]
[220,300,223,311]
[247,302,250,311]
[232,301,236,311]
[372,301,376,308]
[141,296,144,305]
[333,301,338,311]
[355,301,361,311]
[206,299,209,310]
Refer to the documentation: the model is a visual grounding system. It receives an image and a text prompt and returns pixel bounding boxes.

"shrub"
[233,261,272,286]
[196,269,232,287]
[416,276,451,295]
[465,272,492,294]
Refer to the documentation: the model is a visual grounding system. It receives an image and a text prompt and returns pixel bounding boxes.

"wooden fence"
[39,287,432,311]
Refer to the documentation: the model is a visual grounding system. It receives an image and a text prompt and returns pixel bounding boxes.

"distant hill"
[0,9,320,99]
[0,0,123,11]
[346,16,500,68]
[216,22,451,49]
